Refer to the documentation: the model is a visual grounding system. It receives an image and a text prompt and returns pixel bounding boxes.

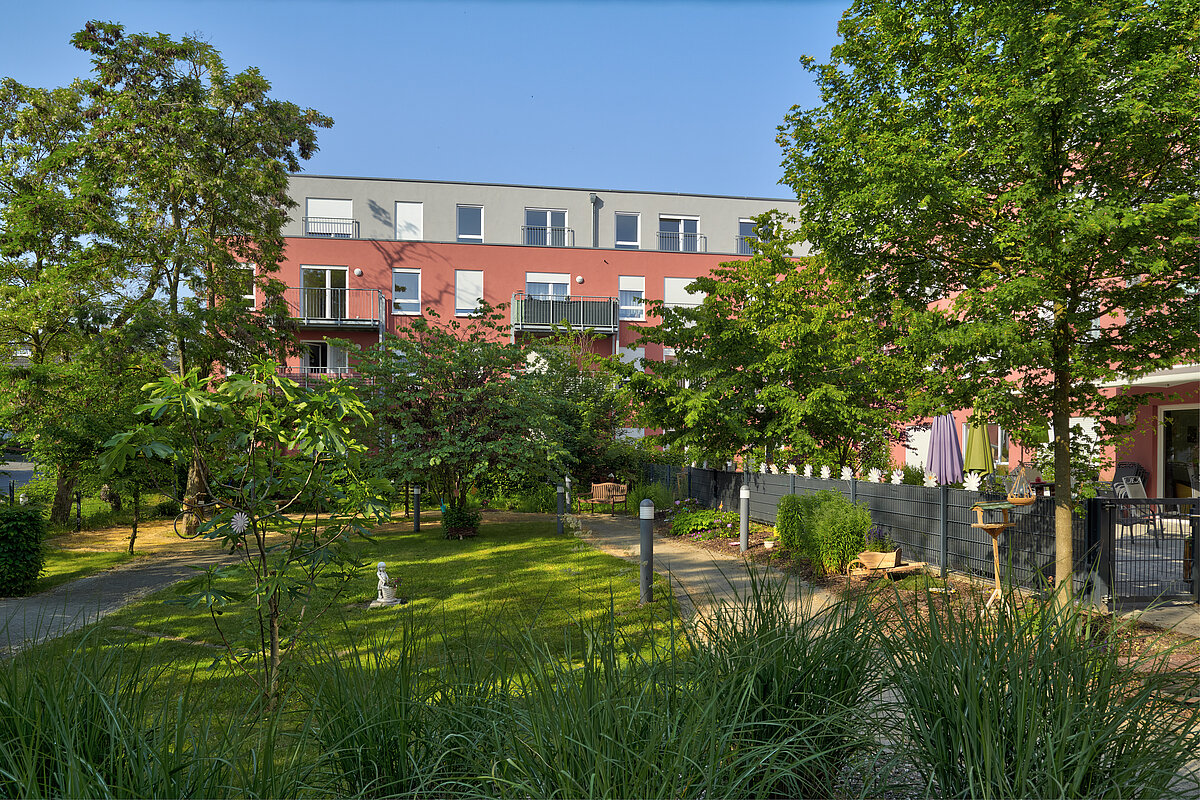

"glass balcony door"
[301,267,348,320]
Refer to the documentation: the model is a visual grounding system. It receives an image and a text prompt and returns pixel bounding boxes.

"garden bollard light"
[75,491,82,531]
[557,484,565,535]
[740,484,750,552]
[640,499,654,604]
[413,486,421,532]
[564,474,572,510]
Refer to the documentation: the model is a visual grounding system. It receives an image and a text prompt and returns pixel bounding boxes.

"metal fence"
[643,466,1095,596]
[1088,497,1199,606]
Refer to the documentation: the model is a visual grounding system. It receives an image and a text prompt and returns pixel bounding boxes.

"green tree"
[1,22,333,531]
[779,0,1200,595]
[103,363,388,705]
[628,214,915,471]
[347,306,567,537]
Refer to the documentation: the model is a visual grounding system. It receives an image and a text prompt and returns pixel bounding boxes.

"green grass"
[45,518,678,701]
[36,548,138,592]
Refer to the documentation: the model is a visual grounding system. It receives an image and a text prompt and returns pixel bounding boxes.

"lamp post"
[557,484,565,535]
[739,484,750,552]
[413,486,421,533]
[640,499,654,604]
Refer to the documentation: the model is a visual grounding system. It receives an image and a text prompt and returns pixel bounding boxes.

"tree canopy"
[628,214,915,470]
[778,0,1200,591]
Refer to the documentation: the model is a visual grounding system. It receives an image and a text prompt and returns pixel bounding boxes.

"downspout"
[589,193,600,248]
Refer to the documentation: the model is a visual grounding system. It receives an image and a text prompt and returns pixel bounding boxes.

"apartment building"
[271,174,804,381]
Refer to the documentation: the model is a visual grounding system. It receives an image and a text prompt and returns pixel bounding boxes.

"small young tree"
[103,362,388,705]
[347,306,567,537]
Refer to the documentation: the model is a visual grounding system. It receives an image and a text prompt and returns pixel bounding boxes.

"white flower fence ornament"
[891,469,904,485]
[963,471,983,492]
[923,472,939,488]
[804,464,814,478]
[841,466,854,481]
[787,464,797,475]
[820,465,831,480]
[868,468,883,483]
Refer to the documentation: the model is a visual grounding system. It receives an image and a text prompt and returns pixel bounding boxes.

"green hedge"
[0,505,46,596]
[775,491,873,575]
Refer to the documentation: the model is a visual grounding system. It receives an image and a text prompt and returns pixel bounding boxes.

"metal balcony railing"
[522,225,575,247]
[736,235,757,255]
[303,216,360,238]
[283,287,386,328]
[510,292,619,334]
[657,231,707,252]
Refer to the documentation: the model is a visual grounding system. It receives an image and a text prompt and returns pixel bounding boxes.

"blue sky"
[2,1,849,198]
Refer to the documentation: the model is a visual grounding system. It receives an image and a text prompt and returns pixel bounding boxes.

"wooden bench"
[577,482,629,514]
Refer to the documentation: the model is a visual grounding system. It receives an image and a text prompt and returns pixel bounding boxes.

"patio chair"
[1114,477,1161,548]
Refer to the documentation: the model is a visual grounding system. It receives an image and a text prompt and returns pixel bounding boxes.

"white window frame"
[237,263,256,310]
[305,198,355,238]
[455,269,484,316]
[457,204,484,243]
[300,340,349,374]
[392,268,421,316]
[524,208,569,246]
[659,215,700,252]
[618,275,645,320]
[300,265,349,320]
[394,201,424,241]
[663,276,705,308]
[525,271,570,299]
[615,212,640,249]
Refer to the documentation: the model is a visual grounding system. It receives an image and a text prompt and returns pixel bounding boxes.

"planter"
[854,547,902,571]
[380,585,398,603]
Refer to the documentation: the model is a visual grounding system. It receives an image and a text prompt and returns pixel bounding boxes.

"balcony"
[303,216,360,238]
[510,292,619,334]
[736,235,757,255]
[657,231,708,252]
[283,287,386,329]
[522,225,575,247]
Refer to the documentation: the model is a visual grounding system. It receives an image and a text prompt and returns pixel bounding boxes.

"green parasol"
[963,423,996,476]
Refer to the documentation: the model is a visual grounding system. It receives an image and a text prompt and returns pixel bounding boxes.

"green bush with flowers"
[670,508,740,540]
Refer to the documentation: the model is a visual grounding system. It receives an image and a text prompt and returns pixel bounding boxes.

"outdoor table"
[972,500,1016,609]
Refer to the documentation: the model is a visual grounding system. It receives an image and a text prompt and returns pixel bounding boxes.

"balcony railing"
[736,235,757,255]
[657,231,707,252]
[522,225,575,247]
[283,287,386,328]
[511,292,619,334]
[303,216,360,238]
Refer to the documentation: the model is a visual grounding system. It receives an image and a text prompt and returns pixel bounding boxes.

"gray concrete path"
[0,548,235,655]
[574,514,836,621]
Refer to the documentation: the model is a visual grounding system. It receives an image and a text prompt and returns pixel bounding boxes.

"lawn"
[36,548,138,592]
[41,516,679,696]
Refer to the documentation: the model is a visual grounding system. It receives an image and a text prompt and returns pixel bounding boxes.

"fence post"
[938,485,949,578]
[413,487,421,533]
[1191,502,1199,606]
[639,499,654,604]
[850,477,857,505]
[790,474,796,496]
[1085,497,1113,612]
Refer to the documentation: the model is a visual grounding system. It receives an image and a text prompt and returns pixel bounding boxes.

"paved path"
[0,548,235,655]
[574,514,836,621]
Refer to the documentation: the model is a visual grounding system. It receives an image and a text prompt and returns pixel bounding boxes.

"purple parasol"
[926,413,964,485]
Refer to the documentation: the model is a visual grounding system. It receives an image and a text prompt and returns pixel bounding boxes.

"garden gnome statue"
[370,561,400,608]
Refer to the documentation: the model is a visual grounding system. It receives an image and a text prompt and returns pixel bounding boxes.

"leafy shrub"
[16,474,56,507]
[864,524,892,552]
[151,498,182,518]
[670,509,739,539]
[627,481,672,514]
[901,464,926,485]
[441,505,481,536]
[775,491,842,566]
[775,495,805,552]
[0,505,45,596]
[812,495,872,575]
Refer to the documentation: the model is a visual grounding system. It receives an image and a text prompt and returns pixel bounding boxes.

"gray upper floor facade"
[285,175,805,256]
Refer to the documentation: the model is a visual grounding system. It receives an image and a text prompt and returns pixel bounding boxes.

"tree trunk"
[267,592,281,708]
[50,466,78,525]
[1052,355,1074,605]
[128,486,140,554]
[183,446,208,537]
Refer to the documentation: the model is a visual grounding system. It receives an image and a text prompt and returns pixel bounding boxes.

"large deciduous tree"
[347,307,568,538]
[1,22,333,529]
[628,214,916,470]
[779,0,1199,594]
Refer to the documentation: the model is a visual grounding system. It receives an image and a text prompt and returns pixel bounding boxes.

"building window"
[619,346,645,372]
[235,264,256,309]
[305,198,357,238]
[663,277,705,308]
[615,213,639,249]
[455,269,484,315]
[618,276,645,320]
[525,271,570,299]
[302,341,349,374]
[737,218,757,255]
[395,201,423,240]
[524,208,570,247]
[457,205,483,243]
[300,266,348,319]
[392,268,421,315]
[658,216,702,252]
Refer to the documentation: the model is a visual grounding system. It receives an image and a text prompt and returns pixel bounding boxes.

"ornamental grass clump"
[883,590,1200,798]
